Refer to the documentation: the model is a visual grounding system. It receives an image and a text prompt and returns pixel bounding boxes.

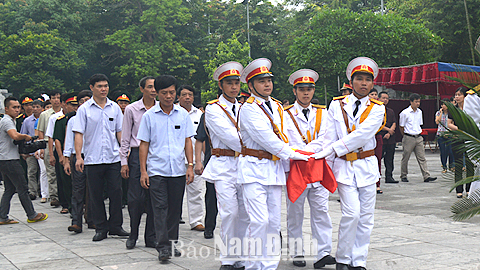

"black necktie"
[265,101,273,113]
[302,108,309,120]
[353,100,361,117]
[232,104,236,116]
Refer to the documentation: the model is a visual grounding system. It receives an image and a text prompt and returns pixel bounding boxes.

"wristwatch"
[188,163,194,167]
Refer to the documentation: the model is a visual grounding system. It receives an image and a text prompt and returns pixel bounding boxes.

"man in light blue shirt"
[73,74,129,241]
[137,75,195,262]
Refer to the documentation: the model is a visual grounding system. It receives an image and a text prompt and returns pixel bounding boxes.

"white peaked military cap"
[288,69,319,87]
[240,58,273,83]
[346,57,379,81]
[213,61,243,82]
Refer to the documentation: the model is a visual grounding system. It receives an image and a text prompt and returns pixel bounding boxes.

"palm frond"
[449,176,480,192]
[445,64,480,90]
[451,188,480,221]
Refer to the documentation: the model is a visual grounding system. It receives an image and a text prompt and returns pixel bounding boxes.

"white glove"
[290,151,310,161]
[312,147,334,160]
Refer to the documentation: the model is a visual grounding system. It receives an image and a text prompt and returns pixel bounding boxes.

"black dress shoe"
[424,177,437,182]
[174,248,181,257]
[158,249,170,261]
[233,266,245,270]
[87,223,96,229]
[336,263,349,270]
[179,218,185,224]
[126,238,136,249]
[401,178,409,182]
[292,255,306,267]
[385,178,399,183]
[109,228,130,236]
[204,230,214,239]
[92,231,108,241]
[349,266,367,270]
[219,265,235,270]
[29,194,37,200]
[314,255,336,268]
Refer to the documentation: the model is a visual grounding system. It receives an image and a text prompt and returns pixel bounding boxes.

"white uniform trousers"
[286,185,332,259]
[242,183,282,270]
[37,157,49,199]
[215,180,249,266]
[336,181,376,268]
[185,169,204,228]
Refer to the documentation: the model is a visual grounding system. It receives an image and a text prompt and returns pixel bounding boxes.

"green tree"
[202,34,251,103]
[287,8,442,101]
[0,23,85,97]
[104,0,193,92]
[386,0,480,65]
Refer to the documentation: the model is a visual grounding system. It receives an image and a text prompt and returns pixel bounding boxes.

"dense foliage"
[0,0,478,104]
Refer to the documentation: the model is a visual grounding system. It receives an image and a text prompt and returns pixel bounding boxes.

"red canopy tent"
[374,62,480,99]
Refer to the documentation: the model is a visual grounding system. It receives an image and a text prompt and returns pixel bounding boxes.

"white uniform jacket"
[284,102,328,188]
[324,94,385,187]
[238,94,294,186]
[464,92,480,128]
[202,95,242,182]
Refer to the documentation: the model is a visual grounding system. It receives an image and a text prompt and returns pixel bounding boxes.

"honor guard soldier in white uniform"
[202,62,249,270]
[283,69,336,269]
[312,57,385,270]
[237,58,309,270]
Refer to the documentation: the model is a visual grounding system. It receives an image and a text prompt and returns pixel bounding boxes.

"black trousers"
[149,175,186,252]
[54,152,70,209]
[85,162,123,233]
[382,143,395,181]
[70,155,92,227]
[127,148,155,244]
[204,181,218,233]
[452,141,474,194]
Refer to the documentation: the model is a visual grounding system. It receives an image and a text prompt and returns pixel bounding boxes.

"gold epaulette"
[207,99,219,105]
[16,113,24,119]
[333,95,347,101]
[271,97,282,104]
[57,114,66,120]
[370,99,384,105]
[312,104,326,109]
[474,84,480,91]
[246,96,255,104]
[467,89,475,95]
[283,104,294,111]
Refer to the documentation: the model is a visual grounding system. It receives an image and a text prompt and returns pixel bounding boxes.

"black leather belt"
[404,133,421,138]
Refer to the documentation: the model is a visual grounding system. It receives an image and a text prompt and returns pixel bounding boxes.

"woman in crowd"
[447,87,474,198]
[435,99,454,173]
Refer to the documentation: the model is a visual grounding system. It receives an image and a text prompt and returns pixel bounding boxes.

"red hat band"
[22,97,33,104]
[66,96,77,103]
[218,69,241,81]
[293,76,315,86]
[116,94,130,102]
[246,66,271,82]
[351,65,374,77]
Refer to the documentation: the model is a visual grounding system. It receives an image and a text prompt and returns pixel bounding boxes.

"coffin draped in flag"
[287,149,337,203]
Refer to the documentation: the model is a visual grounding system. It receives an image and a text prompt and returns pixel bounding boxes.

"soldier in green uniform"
[53,92,79,213]
[16,95,34,132]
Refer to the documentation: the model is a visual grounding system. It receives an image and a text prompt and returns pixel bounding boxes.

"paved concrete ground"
[1,148,480,270]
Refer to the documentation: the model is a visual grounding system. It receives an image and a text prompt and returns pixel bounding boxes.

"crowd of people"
[0,55,479,270]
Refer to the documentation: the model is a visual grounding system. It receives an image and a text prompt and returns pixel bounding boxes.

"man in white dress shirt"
[398,93,436,183]
[313,57,385,270]
[238,58,309,270]
[178,85,205,231]
[284,69,336,269]
[202,61,248,270]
